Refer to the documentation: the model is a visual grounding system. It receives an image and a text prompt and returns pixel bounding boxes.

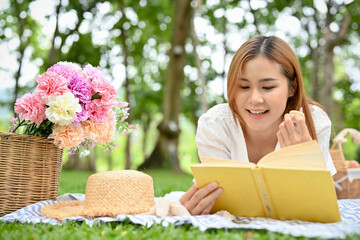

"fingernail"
[216,188,223,194]
[210,182,218,188]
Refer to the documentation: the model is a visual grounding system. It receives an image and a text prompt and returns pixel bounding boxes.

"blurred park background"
[0,0,359,174]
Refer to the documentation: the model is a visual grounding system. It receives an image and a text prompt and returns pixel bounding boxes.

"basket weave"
[330,141,360,199]
[0,132,63,216]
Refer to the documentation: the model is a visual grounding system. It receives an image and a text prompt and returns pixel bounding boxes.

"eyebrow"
[240,78,278,82]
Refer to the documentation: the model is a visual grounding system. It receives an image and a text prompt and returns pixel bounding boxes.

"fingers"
[200,191,221,215]
[277,112,312,147]
[180,182,222,215]
[192,188,222,215]
[277,130,285,148]
[180,183,199,204]
[284,114,297,136]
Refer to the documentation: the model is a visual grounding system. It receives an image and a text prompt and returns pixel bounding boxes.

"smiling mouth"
[247,110,269,115]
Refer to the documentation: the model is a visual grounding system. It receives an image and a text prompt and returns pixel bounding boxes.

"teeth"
[249,110,266,115]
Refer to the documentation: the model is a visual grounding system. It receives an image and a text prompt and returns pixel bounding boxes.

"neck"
[241,124,279,149]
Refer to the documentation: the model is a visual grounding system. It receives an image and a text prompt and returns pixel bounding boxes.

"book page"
[258,140,327,169]
[200,156,255,167]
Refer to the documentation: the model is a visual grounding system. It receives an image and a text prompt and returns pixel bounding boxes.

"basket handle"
[331,141,343,151]
[332,128,360,146]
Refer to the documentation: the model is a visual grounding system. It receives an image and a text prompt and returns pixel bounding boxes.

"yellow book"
[190,140,341,223]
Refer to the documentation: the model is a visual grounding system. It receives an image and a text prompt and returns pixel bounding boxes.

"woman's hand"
[179,182,222,215]
[276,113,312,148]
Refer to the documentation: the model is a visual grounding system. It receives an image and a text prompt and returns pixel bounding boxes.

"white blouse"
[195,103,336,175]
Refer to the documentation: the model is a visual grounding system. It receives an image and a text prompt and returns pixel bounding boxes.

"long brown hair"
[227,35,324,140]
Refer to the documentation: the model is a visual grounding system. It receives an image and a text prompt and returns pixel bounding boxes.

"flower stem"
[11,119,26,133]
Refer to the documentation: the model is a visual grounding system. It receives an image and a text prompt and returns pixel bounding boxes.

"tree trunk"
[220,11,228,102]
[323,10,351,117]
[138,0,192,171]
[86,149,97,172]
[47,0,61,67]
[107,149,113,171]
[190,0,207,114]
[63,153,81,170]
[310,47,320,102]
[323,46,334,116]
[120,0,132,170]
[12,1,26,116]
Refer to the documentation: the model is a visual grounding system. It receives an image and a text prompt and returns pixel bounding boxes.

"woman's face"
[235,55,293,133]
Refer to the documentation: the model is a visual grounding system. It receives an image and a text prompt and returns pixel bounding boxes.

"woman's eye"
[263,86,275,90]
[240,86,249,89]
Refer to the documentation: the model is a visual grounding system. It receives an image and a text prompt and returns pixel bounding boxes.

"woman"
[180,35,336,215]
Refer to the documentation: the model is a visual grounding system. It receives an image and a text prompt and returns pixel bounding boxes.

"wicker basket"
[0,132,63,216]
[330,141,360,199]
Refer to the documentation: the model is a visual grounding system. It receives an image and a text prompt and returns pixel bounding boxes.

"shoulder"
[198,103,235,127]
[309,105,331,127]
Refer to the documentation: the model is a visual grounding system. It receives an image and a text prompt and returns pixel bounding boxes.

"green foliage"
[1,220,326,240]
[2,0,360,170]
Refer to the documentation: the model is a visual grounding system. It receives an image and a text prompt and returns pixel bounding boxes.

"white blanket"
[1,191,360,239]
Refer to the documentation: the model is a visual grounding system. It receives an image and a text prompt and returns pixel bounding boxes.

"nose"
[249,89,264,104]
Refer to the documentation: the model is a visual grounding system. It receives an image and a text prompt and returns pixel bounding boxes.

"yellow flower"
[45,92,82,125]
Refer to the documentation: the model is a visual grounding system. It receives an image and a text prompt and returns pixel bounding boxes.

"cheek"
[270,90,290,110]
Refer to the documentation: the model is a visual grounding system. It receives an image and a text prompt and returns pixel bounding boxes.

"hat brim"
[41,200,85,221]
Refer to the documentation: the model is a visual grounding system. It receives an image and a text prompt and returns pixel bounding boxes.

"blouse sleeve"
[311,105,337,176]
[195,108,232,160]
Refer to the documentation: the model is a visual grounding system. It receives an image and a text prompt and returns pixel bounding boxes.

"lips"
[247,109,268,115]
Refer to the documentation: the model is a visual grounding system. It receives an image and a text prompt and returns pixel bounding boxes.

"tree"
[0,0,42,114]
[138,0,193,171]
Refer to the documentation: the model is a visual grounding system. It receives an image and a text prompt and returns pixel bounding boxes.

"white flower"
[45,92,82,126]
[79,149,90,157]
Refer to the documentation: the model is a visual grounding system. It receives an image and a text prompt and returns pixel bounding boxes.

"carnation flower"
[85,101,110,122]
[35,71,68,103]
[74,103,89,124]
[82,110,116,145]
[56,61,84,77]
[47,63,78,80]
[83,64,105,81]
[14,93,46,126]
[68,74,91,104]
[46,92,82,125]
[90,77,117,107]
[50,124,85,150]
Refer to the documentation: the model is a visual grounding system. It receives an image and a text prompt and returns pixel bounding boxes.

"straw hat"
[42,170,155,220]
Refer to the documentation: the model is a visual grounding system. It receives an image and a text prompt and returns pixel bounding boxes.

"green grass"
[1,170,360,240]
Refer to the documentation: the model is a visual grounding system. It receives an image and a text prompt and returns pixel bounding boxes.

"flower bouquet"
[9,61,137,156]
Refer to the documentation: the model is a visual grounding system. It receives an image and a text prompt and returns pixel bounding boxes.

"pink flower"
[90,77,117,107]
[83,64,104,82]
[74,103,89,123]
[47,63,78,80]
[85,101,110,122]
[14,93,46,126]
[11,117,18,123]
[50,124,85,150]
[117,101,129,108]
[35,71,68,103]
[56,61,84,77]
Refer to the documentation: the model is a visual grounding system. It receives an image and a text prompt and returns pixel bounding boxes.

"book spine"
[251,167,277,219]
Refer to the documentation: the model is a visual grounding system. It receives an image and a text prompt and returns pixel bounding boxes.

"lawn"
[0,170,359,240]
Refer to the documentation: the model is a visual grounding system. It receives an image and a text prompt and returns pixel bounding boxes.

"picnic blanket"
[1,191,360,239]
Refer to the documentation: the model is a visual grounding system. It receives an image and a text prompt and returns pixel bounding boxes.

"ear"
[288,87,295,97]
[288,80,297,98]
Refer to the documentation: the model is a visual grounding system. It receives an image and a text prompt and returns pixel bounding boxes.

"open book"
[191,140,341,223]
